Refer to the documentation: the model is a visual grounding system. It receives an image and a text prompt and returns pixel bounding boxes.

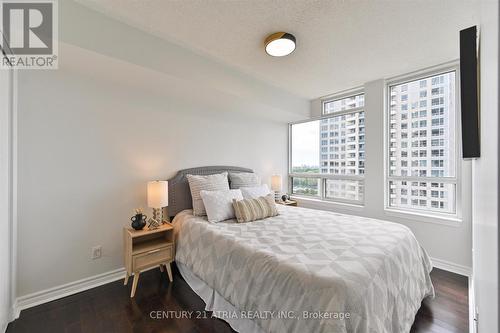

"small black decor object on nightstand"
[281,194,290,202]
[131,208,147,230]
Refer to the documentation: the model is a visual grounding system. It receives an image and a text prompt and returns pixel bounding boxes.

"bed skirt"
[177,262,265,333]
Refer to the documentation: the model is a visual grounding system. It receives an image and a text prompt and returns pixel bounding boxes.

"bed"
[168,166,434,333]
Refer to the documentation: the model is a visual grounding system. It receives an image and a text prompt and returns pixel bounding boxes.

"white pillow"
[200,189,243,222]
[240,184,271,199]
[187,172,229,216]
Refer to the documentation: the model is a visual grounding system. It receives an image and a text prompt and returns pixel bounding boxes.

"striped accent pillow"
[187,172,229,216]
[229,172,260,189]
[232,194,279,223]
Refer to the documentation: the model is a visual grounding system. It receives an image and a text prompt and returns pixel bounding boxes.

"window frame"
[384,64,463,221]
[288,89,365,206]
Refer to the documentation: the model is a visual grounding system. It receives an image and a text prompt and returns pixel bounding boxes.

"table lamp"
[147,180,169,224]
[271,175,282,201]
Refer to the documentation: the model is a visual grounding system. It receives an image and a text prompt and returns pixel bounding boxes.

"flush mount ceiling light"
[264,32,296,57]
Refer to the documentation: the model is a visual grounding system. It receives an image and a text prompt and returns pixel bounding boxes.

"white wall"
[0,66,14,332]
[305,77,473,271]
[15,1,309,298]
[472,1,499,331]
[60,1,308,121]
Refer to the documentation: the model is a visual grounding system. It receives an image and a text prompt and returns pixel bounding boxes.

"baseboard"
[469,276,477,333]
[431,257,472,277]
[8,306,15,330]
[3,306,16,333]
[1,316,8,333]
[13,267,126,320]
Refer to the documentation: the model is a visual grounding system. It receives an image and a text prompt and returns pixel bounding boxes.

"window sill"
[384,208,462,227]
[291,196,364,212]
[292,198,463,227]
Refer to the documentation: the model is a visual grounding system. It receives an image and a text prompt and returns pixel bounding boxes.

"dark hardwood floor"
[7,266,468,333]
[410,268,469,333]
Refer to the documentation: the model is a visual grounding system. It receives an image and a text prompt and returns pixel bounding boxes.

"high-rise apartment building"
[388,72,456,213]
[320,95,365,202]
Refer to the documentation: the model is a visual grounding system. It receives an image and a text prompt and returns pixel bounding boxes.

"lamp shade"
[147,181,168,208]
[271,175,282,192]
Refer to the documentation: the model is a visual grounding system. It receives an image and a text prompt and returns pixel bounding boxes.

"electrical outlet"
[91,246,102,260]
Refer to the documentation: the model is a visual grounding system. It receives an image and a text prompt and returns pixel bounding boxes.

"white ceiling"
[76,0,480,99]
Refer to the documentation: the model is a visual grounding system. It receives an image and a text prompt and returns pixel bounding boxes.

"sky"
[291,120,319,167]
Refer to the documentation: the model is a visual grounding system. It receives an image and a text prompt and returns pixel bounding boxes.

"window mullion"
[290,173,364,181]
[387,176,457,183]
[322,107,364,117]
[320,178,325,201]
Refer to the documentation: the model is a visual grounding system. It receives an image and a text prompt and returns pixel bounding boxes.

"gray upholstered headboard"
[167,166,254,217]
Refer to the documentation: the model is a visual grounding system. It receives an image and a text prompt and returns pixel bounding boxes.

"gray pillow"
[229,172,260,189]
[186,172,229,216]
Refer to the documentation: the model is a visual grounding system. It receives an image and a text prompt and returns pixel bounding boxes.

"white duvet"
[172,205,434,333]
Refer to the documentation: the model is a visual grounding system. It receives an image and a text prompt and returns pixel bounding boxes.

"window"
[432,87,444,95]
[432,97,444,106]
[387,70,458,215]
[291,178,320,196]
[290,92,365,204]
[323,94,364,114]
[432,118,444,126]
[432,107,444,116]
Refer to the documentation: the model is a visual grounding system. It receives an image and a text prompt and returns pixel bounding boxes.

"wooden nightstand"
[276,200,297,206]
[123,223,174,297]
